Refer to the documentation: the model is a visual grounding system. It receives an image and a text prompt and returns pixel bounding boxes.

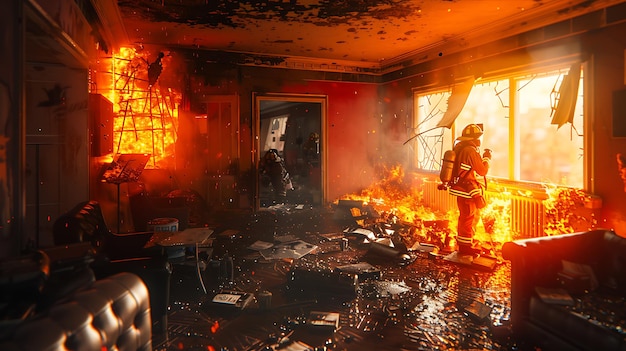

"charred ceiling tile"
[119,0,422,28]
[114,0,619,70]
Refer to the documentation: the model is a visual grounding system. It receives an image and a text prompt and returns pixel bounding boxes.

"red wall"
[276,80,382,201]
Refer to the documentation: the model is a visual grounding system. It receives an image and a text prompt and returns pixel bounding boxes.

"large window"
[516,74,584,186]
[414,65,584,188]
[453,81,511,179]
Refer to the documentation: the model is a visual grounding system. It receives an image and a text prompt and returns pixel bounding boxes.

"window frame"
[411,61,590,191]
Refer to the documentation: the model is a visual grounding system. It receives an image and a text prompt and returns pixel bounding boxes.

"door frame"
[253,93,327,210]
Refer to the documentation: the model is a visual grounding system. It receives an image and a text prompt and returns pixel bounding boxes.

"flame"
[109,47,180,169]
[338,165,594,252]
[339,165,438,222]
[210,320,219,333]
[477,193,512,248]
[338,165,458,249]
[544,185,598,235]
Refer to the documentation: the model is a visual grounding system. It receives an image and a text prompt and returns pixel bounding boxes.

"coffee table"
[153,227,214,294]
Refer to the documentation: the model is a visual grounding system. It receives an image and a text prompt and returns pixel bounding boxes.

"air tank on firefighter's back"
[438,150,456,190]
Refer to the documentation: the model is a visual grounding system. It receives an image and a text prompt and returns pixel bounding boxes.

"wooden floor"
[153,204,522,351]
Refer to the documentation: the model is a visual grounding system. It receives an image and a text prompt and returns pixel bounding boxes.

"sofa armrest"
[502,229,616,331]
[0,272,152,351]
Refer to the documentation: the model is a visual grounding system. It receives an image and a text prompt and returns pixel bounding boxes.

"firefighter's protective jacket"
[448,140,490,198]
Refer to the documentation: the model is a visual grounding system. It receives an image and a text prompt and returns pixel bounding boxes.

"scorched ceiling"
[114,0,625,71]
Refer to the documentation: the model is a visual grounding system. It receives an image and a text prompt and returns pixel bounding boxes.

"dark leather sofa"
[52,200,172,333]
[502,229,626,351]
[0,271,153,351]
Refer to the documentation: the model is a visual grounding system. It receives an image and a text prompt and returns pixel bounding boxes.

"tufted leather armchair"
[52,201,172,334]
[0,272,153,351]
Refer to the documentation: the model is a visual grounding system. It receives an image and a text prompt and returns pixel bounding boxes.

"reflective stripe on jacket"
[449,178,483,198]
[448,140,490,198]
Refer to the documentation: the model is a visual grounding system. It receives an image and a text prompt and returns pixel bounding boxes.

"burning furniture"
[502,229,626,351]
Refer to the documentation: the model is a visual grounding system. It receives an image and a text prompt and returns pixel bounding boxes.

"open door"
[253,94,327,209]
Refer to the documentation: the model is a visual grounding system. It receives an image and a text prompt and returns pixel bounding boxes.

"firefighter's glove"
[482,149,492,160]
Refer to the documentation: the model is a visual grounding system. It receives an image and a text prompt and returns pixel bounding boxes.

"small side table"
[153,228,214,294]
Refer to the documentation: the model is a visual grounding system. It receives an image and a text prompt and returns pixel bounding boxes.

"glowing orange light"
[544,185,597,236]
[109,47,180,169]
[210,320,220,333]
[338,165,592,251]
[338,165,449,247]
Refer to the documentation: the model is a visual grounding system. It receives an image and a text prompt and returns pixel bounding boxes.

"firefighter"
[260,149,291,203]
[448,124,492,256]
[302,132,320,167]
[302,132,321,187]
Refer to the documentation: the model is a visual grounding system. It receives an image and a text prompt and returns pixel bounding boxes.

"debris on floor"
[156,204,516,351]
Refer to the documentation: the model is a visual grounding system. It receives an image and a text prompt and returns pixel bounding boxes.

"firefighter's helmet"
[457,124,483,141]
[265,149,282,162]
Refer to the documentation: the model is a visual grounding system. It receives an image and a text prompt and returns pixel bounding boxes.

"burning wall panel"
[109,48,180,169]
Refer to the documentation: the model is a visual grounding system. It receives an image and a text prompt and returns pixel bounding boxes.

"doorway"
[254,94,326,209]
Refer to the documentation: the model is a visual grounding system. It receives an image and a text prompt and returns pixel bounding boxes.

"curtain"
[436,76,475,129]
[551,62,581,129]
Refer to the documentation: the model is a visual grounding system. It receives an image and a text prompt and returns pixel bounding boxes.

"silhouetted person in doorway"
[260,149,291,204]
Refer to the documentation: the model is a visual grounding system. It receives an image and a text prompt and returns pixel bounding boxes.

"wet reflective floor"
[154,205,523,351]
